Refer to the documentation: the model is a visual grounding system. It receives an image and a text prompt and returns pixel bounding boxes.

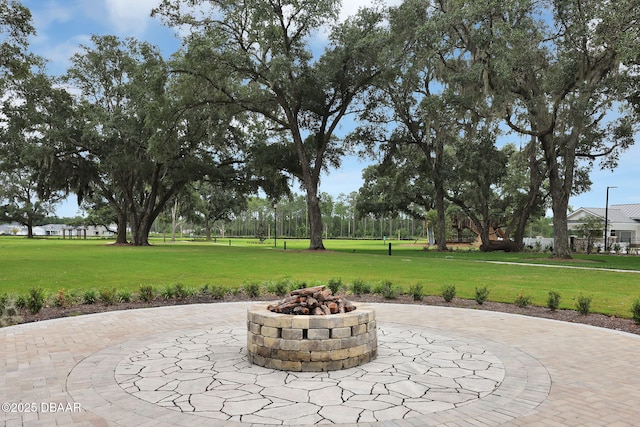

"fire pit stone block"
[247,304,377,371]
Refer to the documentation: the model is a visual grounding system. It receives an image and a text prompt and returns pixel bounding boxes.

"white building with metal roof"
[568,204,640,250]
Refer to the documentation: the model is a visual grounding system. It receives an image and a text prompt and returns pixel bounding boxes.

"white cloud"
[30,0,74,30]
[44,34,92,75]
[339,0,403,21]
[103,0,162,34]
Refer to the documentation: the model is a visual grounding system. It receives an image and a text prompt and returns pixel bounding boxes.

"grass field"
[1,236,639,318]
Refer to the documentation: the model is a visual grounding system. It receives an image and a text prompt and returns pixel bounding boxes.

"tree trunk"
[435,185,448,251]
[115,210,128,244]
[306,188,325,250]
[477,220,493,252]
[205,217,212,241]
[541,134,573,259]
[132,215,152,246]
[549,185,571,258]
[170,199,178,243]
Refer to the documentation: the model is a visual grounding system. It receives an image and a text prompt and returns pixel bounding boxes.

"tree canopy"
[0,0,638,254]
[153,0,392,250]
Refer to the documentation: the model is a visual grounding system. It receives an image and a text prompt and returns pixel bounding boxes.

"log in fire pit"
[247,286,377,371]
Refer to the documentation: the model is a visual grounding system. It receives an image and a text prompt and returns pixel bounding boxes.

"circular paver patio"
[1,302,640,426]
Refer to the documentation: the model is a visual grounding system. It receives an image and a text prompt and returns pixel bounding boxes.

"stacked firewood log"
[267,286,356,315]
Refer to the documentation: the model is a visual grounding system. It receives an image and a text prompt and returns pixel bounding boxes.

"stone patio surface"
[1,302,639,426]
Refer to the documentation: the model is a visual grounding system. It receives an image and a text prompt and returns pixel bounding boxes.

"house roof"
[568,207,636,223]
[610,204,640,220]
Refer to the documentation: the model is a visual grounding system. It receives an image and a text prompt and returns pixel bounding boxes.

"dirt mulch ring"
[12,293,640,336]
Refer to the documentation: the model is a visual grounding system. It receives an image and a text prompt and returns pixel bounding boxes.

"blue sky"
[21,0,639,217]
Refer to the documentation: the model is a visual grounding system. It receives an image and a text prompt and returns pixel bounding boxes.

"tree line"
[178,193,553,242]
[1,0,638,257]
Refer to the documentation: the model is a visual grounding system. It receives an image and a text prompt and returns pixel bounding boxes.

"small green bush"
[327,278,343,294]
[209,285,228,299]
[441,284,456,302]
[14,295,26,310]
[138,285,154,303]
[288,280,308,292]
[371,282,384,294]
[53,288,72,308]
[99,287,117,306]
[631,298,640,325]
[267,280,289,296]
[174,283,189,299]
[515,293,532,308]
[547,290,561,311]
[117,289,132,303]
[408,283,424,301]
[27,287,47,314]
[161,284,175,300]
[82,289,97,304]
[243,282,261,298]
[350,279,371,295]
[474,285,490,305]
[575,294,592,315]
[377,280,399,299]
[0,293,8,316]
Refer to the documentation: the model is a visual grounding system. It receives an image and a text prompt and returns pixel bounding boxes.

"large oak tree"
[153,0,390,249]
[61,35,246,245]
[430,0,639,257]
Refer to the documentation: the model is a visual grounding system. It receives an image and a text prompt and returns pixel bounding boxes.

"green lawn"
[1,236,639,318]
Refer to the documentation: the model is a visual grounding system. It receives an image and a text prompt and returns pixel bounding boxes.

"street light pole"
[604,186,617,252]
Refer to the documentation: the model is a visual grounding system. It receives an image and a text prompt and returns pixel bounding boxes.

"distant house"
[0,223,116,238]
[0,223,20,235]
[567,204,640,249]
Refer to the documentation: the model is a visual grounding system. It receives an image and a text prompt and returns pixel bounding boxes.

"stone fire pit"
[246,287,377,371]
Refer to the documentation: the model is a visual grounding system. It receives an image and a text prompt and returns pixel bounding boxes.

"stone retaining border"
[247,304,377,371]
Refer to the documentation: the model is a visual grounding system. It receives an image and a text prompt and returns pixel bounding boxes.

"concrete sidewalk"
[2,302,639,426]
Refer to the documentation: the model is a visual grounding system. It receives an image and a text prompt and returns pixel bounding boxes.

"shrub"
[350,279,371,295]
[408,283,424,301]
[14,295,27,310]
[474,285,490,305]
[371,281,384,294]
[0,293,8,316]
[27,287,47,314]
[378,280,399,299]
[138,285,154,303]
[99,287,117,306]
[53,288,72,308]
[441,284,456,303]
[575,294,592,315]
[547,290,561,311]
[161,285,175,300]
[243,282,261,298]
[117,289,132,303]
[515,293,532,308]
[174,283,189,299]
[288,280,308,292]
[267,280,289,296]
[82,289,97,304]
[631,298,640,325]
[209,285,228,300]
[327,278,343,294]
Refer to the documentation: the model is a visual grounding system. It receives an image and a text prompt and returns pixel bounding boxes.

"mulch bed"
[12,293,640,336]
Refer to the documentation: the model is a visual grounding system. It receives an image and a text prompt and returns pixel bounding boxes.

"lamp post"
[604,186,617,252]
